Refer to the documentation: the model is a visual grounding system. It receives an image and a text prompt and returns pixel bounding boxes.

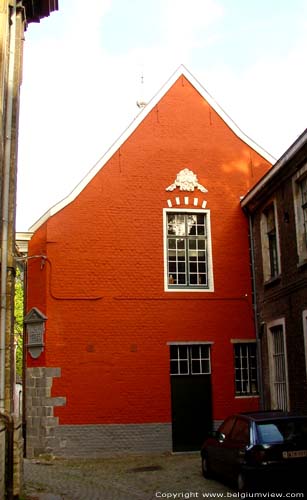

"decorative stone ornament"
[24,307,47,359]
[166,168,208,193]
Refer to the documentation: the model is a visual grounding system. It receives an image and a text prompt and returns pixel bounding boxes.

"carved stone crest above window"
[166,168,208,193]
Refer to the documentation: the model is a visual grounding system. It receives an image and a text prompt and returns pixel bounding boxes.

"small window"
[266,206,279,278]
[170,344,211,375]
[292,166,307,263]
[234,343,258,396]
[300,177,307,247]
[164,210,214,291]
[261,203,280,281]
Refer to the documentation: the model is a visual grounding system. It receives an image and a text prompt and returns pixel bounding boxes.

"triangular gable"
[29,65,275,232]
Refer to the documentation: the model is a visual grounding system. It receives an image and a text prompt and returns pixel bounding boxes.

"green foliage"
[14,267,24,377]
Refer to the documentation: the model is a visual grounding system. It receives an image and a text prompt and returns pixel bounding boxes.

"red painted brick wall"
[27,224,48,367]
[27,75,271,424]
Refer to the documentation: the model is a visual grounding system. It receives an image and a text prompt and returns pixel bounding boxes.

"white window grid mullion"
[177,345,189,375]
[234,343,258,396]
[198,345,202,373]
[164,208,214,292]
[175,240,179,283]
[184,237,188,285]
[186,346,189,374]
[239,345,244,393]
[177,345,182,375]
[203,345,210,374]
[170,344,212,375]
[190,345,201,374]
[246,345,251,393]
[192,345,211,374]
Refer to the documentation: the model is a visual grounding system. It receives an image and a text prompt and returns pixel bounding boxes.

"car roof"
[235,411,307,422]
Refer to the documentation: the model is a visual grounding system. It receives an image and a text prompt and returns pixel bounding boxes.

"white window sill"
[235,395,260,399]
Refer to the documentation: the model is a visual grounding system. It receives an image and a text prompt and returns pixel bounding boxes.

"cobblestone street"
[22,452,233,500]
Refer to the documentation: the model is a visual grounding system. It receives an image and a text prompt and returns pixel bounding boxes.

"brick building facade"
[241,129,307,413]
[25,67,273,457]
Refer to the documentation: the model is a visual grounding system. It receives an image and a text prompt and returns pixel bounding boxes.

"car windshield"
[256,418,307,444]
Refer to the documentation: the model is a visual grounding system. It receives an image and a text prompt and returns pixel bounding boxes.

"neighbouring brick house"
[241,129,307,413]
[25,66,274,457]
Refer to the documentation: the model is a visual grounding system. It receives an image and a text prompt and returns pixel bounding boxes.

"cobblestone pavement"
[22,452,234,500]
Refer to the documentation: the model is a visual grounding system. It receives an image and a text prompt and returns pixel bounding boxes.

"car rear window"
[256,419,307,444]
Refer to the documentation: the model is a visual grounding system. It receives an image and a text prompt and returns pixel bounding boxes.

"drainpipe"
[248,212,264,409]
[1,0,17,412]
[22,259,27,455]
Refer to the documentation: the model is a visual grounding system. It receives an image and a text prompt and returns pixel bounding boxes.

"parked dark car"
[201,411,307,492]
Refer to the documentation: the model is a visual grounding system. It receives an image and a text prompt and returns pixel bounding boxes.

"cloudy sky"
[16,0,307,230]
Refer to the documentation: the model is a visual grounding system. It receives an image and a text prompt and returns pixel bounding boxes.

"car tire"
[201,454,212,479]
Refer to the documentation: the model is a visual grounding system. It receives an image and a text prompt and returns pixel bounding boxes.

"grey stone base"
[53,423,172,457]
[26,367,66,458]
[26,367,173,458]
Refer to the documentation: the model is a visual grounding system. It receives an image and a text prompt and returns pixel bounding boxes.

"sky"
[16,0,307,231]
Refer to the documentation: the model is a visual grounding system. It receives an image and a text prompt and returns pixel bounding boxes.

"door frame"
[168,341,213,452]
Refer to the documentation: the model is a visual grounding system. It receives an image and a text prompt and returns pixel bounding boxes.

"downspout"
[248,212,264,409]
[22,259,27,455]
[0,0,17,412]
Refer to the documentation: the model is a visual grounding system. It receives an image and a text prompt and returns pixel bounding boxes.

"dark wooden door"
[170,374,212,452]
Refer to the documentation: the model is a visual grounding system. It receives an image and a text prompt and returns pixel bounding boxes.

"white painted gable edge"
[29,64,275,232]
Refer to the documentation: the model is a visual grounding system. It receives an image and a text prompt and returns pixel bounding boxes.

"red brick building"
[25,66,273,457]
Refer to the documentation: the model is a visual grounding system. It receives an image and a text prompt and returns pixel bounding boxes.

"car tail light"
[250,446,267,465]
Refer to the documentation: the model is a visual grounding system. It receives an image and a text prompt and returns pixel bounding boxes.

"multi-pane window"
[167,213,208,288]
[300,176,307,246]
[170,345,211,375]
[234,343,258,396]
[261,203,280,282]
[265,205,279,278]
[293,167,307,263]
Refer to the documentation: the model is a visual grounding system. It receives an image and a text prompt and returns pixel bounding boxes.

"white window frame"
[292,163,307,265]
[267,318,290,411]
[303,310,307,381]
[260,200,281,282]
[163,208,214,292]
[231,339,259,398]
[168,342,212,375]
